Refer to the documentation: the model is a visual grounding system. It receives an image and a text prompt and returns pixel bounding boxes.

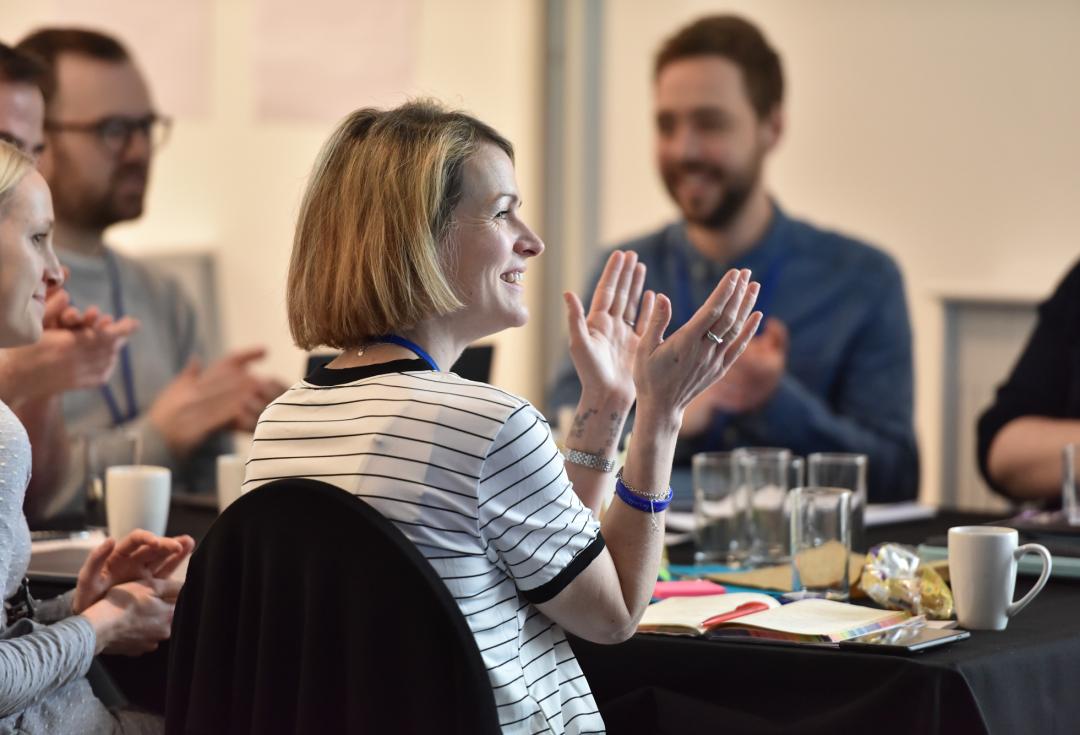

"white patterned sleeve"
[477,402,605,604]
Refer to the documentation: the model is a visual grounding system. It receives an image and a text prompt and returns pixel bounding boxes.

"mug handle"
[1006,543,1053,618]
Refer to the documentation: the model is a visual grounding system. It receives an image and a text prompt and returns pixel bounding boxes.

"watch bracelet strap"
[563,447,616,473]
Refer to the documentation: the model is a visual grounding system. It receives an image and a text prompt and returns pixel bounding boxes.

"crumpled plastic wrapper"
[860,543,954,620]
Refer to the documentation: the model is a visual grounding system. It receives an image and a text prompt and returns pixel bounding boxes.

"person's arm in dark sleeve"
[977,262,1080,501]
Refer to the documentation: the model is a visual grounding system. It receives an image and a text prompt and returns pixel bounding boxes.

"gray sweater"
[0,399,159,733]
[29,247,231,527]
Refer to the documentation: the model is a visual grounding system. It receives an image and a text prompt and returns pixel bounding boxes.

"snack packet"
[860,543,954,619]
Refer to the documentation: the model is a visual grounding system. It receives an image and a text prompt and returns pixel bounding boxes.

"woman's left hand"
[72,530,195,614]
[564,251,654,409]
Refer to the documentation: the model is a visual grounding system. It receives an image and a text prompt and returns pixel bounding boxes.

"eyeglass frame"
[44,113,172,154]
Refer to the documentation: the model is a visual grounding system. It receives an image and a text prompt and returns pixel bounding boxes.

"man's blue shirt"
[547,203,919,502]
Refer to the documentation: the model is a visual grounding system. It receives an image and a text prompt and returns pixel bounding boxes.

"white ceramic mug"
[948,526,1052,631]
[216,454,246,513]
[106,465,171,538]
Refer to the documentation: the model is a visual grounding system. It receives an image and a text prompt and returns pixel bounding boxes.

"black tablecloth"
[36,505,1080,732]
[571,511,1080,735]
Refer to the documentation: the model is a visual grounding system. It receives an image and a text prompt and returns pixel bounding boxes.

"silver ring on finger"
[624,318,636,328]
[705,330,724,346]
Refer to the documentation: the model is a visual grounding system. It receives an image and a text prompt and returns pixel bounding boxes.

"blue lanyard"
[376,334,440,372]
[99,249,138,426]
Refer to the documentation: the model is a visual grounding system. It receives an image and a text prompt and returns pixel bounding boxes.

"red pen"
[701,601,772,630]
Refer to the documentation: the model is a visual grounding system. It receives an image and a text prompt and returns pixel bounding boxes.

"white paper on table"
[664,511,695,546]
[665,511,696,533]
[865,502,936,527]
[30,530,107,580]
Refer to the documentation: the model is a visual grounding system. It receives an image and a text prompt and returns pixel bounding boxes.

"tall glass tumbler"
[69,430,141,527]
[1063,444,1080,525]
[807,453,867,551]
[739,448,804,566]
[692,452,750,567]
[790,486,853,600]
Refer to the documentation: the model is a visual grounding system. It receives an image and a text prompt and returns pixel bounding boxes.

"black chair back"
[165,478,500,734]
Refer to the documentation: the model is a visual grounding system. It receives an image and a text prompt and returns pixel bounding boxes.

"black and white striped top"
[244,359,607,734]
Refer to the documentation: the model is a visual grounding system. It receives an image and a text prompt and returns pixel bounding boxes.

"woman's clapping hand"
[632,268,762,421]
[563,251,655,411]
[72,530,194,614]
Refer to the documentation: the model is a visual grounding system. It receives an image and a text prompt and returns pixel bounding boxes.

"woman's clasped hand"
[71,530,194,654]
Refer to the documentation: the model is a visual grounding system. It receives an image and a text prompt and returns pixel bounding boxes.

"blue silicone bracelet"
[614,477,673,514]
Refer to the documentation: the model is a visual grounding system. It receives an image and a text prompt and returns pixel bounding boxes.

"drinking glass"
[739,447,804,566]
[1063,444,1080,525]
[807,453,868,551]
[691,451,750,567]
[790,486,853,600]
[72,430,141,527]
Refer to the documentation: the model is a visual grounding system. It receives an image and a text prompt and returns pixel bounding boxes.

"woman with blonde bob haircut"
[250,101,763,734]
[0,141,193,733]
[289,102,514,349]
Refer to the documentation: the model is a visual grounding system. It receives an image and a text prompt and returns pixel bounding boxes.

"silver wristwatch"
[563,448,616,473]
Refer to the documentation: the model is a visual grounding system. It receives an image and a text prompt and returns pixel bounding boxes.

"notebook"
[707,598,911,643]
[638,592,781,635]
[639,594,910,643]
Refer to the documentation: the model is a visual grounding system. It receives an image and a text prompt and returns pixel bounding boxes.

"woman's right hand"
[79,578,181,656]
[633,268,761,422]
[564,250,652,410]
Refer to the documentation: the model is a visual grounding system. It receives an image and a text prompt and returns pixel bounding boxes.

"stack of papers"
[29,530,107,580]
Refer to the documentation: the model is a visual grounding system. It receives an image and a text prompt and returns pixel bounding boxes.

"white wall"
[600,0,1080,503]
[1,0,545,399]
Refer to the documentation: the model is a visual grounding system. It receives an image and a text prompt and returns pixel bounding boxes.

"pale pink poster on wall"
[253,0,419,123]
[34,0,215,118]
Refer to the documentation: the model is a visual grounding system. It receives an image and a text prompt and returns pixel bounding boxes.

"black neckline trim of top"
[304,359,433,387]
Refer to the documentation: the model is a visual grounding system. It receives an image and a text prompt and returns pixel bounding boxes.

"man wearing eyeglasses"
[0,41,140,522]
[0,44,47,160]
[14,29,282,526]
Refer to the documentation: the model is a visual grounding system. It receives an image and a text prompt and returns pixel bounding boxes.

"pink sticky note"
[653,580,727,599]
